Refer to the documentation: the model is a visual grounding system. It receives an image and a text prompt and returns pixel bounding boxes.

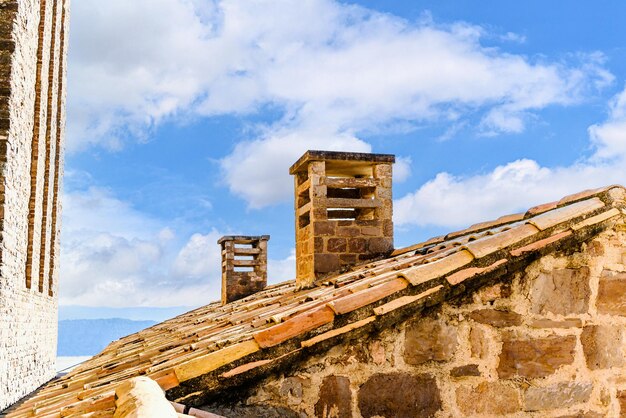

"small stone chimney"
[289,150,395,287]
[218,235,269,304]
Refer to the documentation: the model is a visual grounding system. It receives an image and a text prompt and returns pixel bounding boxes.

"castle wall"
[203,225,626,417]
[0,0,68,410]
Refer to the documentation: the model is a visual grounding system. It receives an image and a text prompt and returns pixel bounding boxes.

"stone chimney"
[289,150,395,287]
[218,235,269,304]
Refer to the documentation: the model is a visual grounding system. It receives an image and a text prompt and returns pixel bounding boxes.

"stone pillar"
[0,0,70,410]
[218,235,269,305]
[289,151,395,288]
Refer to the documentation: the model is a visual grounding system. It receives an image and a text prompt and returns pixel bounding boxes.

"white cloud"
[68,0,610,206]
[394,156,412,183]
[60,188,298,306]
[268,248,296,284]
[171,231,223,280]
[589,86,626,161]
[220,129,371,207]
[60,187,226,307]
[395,86,626,229]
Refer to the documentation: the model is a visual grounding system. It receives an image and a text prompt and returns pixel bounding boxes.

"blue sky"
[59,0,626,312]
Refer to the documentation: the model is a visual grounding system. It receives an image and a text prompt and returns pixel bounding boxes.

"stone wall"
[0,0,68,410]
[204,226,626,417]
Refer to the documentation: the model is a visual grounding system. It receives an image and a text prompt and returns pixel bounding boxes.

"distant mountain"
[58,318,156,356]
[59,305,194,322]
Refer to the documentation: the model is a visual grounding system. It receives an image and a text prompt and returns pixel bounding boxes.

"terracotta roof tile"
[300,316,377,348]
[446,259,508,286]
[399,250,474,286]
[463,223,539,258]
[373,285,443,316]
[7,185,625,417]
[253,306,335,348]
[327,278,409,315]
[173,339,260,382]
[557,185,614,206]
[570,207,621,231]
[445,212,525,240]
[526,201,559,217]
[527,197,604,231]
[509,230,573,257]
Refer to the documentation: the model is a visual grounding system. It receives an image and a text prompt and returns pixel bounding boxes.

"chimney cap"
[289,150,395,175]
[217,235,270,245]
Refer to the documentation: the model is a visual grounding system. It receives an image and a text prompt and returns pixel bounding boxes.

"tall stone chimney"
[289,150,395,287]
[218,235,269,304]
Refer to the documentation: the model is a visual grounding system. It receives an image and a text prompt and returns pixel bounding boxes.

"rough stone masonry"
[0,0,69,410]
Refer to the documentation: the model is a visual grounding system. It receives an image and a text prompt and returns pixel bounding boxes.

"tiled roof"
[6,185,626,418]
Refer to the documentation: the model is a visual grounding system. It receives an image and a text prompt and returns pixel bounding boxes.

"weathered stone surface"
[358,373,441,418]
[596,270,626,316]
[581,325,625,370]
[450,364,481,378]
[279,376,310,405]
[530,318,582,328]
[369,340,385,365]
[326,238,347,253]
[314,254,341,274]
[473,282,512,304]
[314,376,351,418]
[469,326,489,360]
[587,240,605,256]
[404,318,458,365]
[530,267,591,315]
[498,335,576,379]
[336,226,359,237]
[523,382,592,411]
[347,238,366,253]
[456,382,520,415]
[204,404,301,418]
[367,237,392,253]
[314,221,336,236]
[618,390,626,418]
[557,412,605,418]
[468,309,522,327]
[360,226,381,236]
